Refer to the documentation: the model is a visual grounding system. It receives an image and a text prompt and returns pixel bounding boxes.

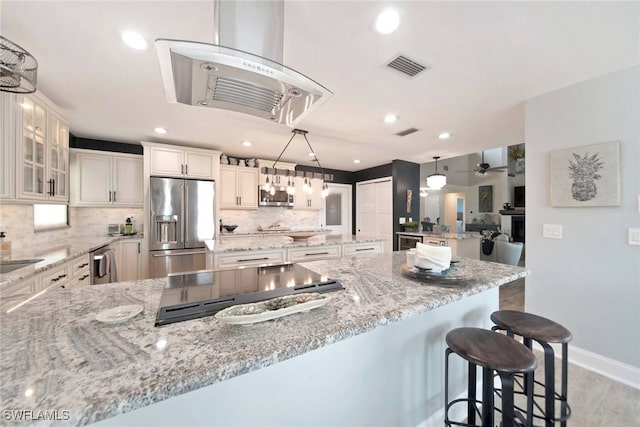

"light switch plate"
[629,228,640,246]
[543,224,563,239]
[399,217,406,224]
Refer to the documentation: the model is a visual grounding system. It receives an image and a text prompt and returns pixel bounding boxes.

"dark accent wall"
[70,134,143,155]
[391,160,421,251]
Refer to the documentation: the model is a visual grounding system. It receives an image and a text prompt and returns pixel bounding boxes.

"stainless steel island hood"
[155,0,332,126]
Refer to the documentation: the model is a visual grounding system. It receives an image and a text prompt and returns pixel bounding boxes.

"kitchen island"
[0,252,527,426]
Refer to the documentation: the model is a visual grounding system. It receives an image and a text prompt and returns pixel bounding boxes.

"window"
[33,204,69,230]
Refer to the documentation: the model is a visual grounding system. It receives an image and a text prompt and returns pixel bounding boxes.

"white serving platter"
[215,293,330,326]
[96,304,144,324]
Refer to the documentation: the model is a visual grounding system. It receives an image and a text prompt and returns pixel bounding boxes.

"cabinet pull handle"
[52,179,56,196]
[355,248,374,252]
[78,263,89,268]
[138,242,141,254]
[239,196,241,205]
[47,179,54,196]
[79,274,89,281]
[185,164,188,175]
[108,191,112,202]
[181,164,184,174]
[60,285,65,289]
[305,252,329,256]
[238,257,269,262]
[113,191,116,202]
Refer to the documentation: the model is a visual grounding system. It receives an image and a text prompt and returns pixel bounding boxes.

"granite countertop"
[0,252,528,426]
[219,228,331,237]
[396,231,481,240]
[0,235,143,289]
[207,234,385,253]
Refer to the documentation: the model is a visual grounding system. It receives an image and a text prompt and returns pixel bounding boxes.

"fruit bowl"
[222,225,238,233]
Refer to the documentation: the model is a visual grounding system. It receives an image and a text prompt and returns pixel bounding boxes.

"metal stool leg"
[499,372,515,427]
[560,343,569,427]
[468,362,477,425]
[445,347,452,427]
[482,367,494,427]
[541,342,555,427]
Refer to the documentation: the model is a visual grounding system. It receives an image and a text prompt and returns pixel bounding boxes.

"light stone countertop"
[396,231,482,240]
[0,235,143,289]
[0,252,528,426]
[207,234,386,252]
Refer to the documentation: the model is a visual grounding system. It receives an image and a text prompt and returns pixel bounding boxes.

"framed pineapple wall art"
[549,141,621,207]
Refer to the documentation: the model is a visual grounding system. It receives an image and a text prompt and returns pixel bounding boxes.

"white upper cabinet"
[70,149,143,207]
[219,165,258,209]
[0,91,69,202]
[294,177,323,210]
[147,144,217,179]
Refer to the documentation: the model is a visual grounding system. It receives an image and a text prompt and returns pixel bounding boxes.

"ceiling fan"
[455,151,513,177]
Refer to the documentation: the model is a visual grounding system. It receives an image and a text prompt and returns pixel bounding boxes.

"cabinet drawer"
[40,264,70,291]
[214,249,285,270]
[287,245,341,262]
[64,272,91,289]
[70,254,90,278]
[342,242,384,256]
[0,277,37,298]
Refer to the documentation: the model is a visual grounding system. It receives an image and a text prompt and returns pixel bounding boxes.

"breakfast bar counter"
[0,252,527,426]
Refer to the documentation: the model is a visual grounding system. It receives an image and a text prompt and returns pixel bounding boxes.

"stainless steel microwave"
[259,187,294,207]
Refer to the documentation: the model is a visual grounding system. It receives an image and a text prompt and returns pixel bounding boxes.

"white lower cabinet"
[117,239,143,282]
[40,264,70,291]
[213,249,286,271]
[342,241,384,256]
[287,245,341,262]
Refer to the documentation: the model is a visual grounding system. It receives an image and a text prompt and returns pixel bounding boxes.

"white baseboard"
[531,341,640,390]
[418,390,468,427]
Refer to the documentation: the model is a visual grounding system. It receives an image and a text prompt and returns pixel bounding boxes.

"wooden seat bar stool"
[490,310,573,427]
[445,327,538,427]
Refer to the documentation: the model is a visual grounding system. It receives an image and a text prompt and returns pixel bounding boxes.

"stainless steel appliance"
[149,177,215,278]
[91,245,118,285]
[155,263,343,326]
[398,234,423,251]
[258,187,294,207]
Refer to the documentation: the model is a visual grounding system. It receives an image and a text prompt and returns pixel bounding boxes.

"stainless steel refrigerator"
[149,177,215,278]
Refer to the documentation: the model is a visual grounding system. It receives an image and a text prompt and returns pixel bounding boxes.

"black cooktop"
[155,263,343,326]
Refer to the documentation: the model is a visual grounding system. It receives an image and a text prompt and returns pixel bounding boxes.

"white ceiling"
[2,1,638,171]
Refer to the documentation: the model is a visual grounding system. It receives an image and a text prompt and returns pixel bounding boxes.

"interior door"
[323,183,352,235]
[356,177,392,249]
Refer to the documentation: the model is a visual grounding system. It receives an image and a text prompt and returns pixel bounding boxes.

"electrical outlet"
[629,228,640,246]
[543,224,563,239]
[409,217,413,222]
[399,217,406,224]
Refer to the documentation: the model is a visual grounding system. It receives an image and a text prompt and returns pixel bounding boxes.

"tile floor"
[498,280,640,426]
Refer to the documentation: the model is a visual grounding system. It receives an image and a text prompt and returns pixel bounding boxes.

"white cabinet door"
[237,168,258,208]
[113,156,143,206]
[184,150,215,179]
[308,178,324,210]
[1,93,16,199]
[220,166,258,209]
[48,111,69,202]
[219,166,240,208]
[75,152,111,204]
[149,146,184,177]
[119,239,142,282]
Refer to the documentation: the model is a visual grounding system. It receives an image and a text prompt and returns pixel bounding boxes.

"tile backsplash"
[0,204,143,247]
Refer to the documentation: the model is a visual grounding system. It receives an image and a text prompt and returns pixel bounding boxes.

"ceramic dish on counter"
[215,293,330,325]
[400,263,472,283]
[283,232,317,240]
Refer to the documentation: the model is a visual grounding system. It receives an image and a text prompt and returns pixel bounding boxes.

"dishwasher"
[91,245,118,285]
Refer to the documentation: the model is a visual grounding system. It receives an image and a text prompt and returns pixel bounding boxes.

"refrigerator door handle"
[184,184,189,245]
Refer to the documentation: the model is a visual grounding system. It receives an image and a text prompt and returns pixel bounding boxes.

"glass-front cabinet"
[16,93,69,201]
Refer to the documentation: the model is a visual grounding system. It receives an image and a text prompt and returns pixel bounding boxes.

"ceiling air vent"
[395,127,419,137]
[385,54,429,78]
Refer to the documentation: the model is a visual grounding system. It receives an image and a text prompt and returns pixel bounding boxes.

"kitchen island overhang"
[0,252,528,426]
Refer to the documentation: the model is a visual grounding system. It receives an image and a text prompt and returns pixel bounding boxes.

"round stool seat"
[446,327,537,373]
[491,310,573,343]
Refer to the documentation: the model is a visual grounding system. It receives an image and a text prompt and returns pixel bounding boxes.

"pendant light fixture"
[0,36,38,94]
[270,129,330,198]
[426,156,447,190]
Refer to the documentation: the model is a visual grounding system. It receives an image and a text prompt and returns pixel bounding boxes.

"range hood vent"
[385,54,429,78]
[156,1,331,126]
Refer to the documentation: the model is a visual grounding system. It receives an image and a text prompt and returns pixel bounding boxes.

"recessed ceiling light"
[438,132,451,140]
[121,31,147,50]
[308,152,316,157]
[242,141,252,147]
[375,9,400,34]
[353,159,361,164]
[384,114,397,124]
[154,127,168,134]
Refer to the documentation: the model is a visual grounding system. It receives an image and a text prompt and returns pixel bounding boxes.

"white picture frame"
[549,141,621,207]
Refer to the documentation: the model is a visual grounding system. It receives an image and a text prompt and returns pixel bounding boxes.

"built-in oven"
[398,234,423,251]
